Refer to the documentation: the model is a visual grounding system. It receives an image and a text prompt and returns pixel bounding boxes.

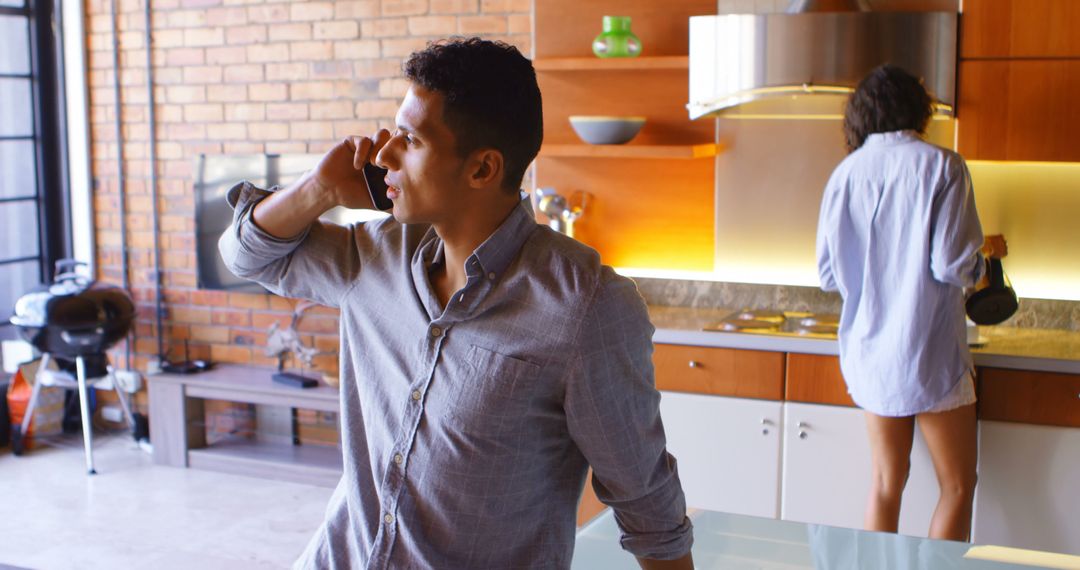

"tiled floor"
[0,432,334,569]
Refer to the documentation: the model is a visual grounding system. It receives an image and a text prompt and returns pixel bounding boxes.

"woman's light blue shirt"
[816,130,986,416]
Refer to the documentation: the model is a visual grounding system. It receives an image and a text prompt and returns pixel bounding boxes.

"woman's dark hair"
[404,37,543,192]
[843,64,933,153]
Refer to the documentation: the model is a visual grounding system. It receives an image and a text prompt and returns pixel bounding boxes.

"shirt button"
[384,513,394,524]
[487,272,496,280]
[411,390,421,401]
[430,326,442,338]
[394,453,404,465]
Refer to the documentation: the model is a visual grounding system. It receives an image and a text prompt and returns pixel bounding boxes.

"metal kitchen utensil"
[535,188,590,238]
[966,258,1018,325]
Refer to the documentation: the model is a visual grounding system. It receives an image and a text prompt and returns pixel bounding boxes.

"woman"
[815,64,1006,541]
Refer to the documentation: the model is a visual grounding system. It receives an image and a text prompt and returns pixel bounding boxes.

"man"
[220,37,693,569]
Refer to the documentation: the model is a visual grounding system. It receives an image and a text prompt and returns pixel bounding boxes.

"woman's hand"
[981,234,1008,259]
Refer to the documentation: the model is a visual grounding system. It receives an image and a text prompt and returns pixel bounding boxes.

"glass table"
[573,509,1079,569]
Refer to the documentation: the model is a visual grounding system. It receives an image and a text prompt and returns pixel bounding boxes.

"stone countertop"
[648,305,1080,375]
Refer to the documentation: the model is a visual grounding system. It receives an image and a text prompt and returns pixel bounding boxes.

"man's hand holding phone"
[309,130,393,211]
[251,131,392,239]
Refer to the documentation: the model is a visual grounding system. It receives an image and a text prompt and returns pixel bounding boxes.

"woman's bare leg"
[863,412,915,533]
[917,403,978,541]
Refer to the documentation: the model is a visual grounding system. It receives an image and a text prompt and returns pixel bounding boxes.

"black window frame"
[1,0,73,338]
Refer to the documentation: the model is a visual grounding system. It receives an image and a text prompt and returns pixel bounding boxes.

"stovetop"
[703,309,840,340]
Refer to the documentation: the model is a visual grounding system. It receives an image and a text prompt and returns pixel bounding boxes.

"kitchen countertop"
[648,305,1080,375]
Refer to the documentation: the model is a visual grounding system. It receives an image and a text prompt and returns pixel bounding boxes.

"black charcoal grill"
[9,260,136,474]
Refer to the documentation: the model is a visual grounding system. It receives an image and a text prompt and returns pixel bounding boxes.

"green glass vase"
[592,16,642,58]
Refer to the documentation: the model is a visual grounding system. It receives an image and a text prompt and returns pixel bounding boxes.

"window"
[0,0,71,340]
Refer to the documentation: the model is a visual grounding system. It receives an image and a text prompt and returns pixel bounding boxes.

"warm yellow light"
[615,266,820,287]
[717,114,953,121]
[967,161,1080,301]
[720,114,845,120]
[700,87,953,120]
[615,268,726,282]
[968,160,1080,167]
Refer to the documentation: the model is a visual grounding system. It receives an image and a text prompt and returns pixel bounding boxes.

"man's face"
[375,85,469,225]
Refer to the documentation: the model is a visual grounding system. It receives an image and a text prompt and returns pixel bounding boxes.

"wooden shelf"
[533,0,718,271]
[534,56,688,71]
[188,439,343,487]
[540,143,720,159]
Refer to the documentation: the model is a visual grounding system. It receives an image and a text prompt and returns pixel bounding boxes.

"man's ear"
[467,148,504,190]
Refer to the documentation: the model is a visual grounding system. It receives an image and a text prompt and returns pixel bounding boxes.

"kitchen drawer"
[977,368,1080,428]
[785,353,855,407]
[652,343,783,400]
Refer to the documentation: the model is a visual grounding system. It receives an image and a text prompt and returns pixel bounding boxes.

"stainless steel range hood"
[688,11,957,120]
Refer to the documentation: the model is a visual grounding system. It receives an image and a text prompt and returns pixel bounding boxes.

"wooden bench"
[147,364,342,487]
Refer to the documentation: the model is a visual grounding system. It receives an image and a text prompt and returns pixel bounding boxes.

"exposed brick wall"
[85,0,533,402]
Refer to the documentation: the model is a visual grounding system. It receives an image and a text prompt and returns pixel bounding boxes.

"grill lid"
[9,260,135,358]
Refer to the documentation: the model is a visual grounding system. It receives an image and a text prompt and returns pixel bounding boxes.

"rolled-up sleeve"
[564,268,693,560]
[929,158,986,289]
[218,181,367,308]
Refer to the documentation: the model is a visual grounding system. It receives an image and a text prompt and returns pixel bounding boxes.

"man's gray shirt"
[218,183,692,569]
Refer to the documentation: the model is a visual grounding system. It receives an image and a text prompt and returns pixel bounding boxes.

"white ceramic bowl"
[568,115,646,145]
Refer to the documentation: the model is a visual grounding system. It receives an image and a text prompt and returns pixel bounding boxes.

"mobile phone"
[363,163,394,211]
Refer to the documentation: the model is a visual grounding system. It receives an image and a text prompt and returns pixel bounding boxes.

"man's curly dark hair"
[404,37,543,192]
[843,64,933,153]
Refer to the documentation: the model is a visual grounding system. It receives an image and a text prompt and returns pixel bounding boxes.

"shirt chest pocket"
[445,345,543,433]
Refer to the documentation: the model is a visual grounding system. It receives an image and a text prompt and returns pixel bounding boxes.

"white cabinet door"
[781,402,939,536]
[659,391,783,518]
[973,421,1080,555]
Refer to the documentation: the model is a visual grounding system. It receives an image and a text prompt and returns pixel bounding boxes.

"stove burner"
[718,319,780,332]
[733,309,786,323]
[704,308,838,339]
[795,324,839,337]
[798,313,839,328]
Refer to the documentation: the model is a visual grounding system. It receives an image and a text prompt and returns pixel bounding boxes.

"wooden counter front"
[785,353,856,408]
[978,368,1080,428]
[653,343,784,400]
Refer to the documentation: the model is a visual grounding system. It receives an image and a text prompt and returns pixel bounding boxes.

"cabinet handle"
[796,421,808,429]
[760,418,773,425]
[798,431,808,440]
[688,360,701,369]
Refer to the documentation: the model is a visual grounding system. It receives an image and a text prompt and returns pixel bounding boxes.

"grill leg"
[19,353,52,436]
[106,365,136,428]
[75,356,97,475]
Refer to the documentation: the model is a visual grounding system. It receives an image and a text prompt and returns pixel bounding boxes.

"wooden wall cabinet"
[961,0,1080,58]
[533,0,719,271]
[957,60,1080,162]
[957,1,1080,162]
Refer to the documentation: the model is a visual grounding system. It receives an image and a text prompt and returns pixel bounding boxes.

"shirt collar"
[468,192,537,280]
[864,130,921,147]
[417,192,537,281]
